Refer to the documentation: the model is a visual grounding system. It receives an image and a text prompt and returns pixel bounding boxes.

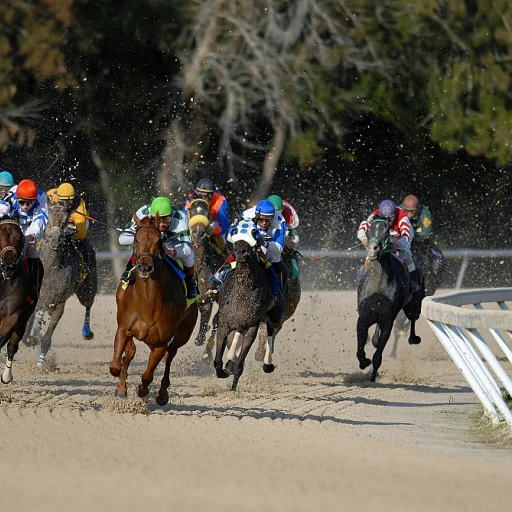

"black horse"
[214,220,286,391]
[0,216,38,383]
[390,238,447,355]
[357,216,424,381]
[22,202,97,365]
[255,246,301,361]
[188,198,224,357]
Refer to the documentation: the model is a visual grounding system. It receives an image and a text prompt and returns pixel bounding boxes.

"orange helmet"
[17,179,38,200]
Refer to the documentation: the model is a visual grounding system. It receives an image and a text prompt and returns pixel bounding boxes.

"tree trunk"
[90,148,124,289]
[251,121,287,203]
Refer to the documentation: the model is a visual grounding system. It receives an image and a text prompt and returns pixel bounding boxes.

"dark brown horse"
[188,198,223,358]
[0,217,38,383]
[255,246,301,361]
[110,214,198,405]
[214,220,286,391]
[22,202,97,366]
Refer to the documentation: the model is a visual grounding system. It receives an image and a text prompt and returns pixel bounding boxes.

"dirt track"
[0,290,510,512]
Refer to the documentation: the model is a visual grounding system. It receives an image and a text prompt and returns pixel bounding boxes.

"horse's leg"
[110,327,130,378]
[371,321,394,382]
[203,310,219,361]
[371,326,380,348]
[263,324,276,373]
[254,322,267,362]
[356,317,372,370]
[116,338,136,398]
[213,323,230,379]
[195,302,212,346]
[81,307,94,340]
[231,325,259,391]
[408,319,421,345]
[225,331,242,374]
[138,345,167,398]
[76,272,96,341]
[37,303,65,366]
[21,309,43,347]
[157,306,198,406]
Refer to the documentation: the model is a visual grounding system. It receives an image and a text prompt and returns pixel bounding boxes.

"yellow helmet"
[57,182,75,200]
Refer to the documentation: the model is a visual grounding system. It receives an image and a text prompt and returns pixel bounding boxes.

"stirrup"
[273,293,284,305]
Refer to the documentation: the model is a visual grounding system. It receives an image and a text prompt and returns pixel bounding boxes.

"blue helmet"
[379,199,396,220]
[255,199,275,218]
[0,171,14,187]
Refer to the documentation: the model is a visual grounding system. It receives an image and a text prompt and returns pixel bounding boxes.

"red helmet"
[17,179,38,200]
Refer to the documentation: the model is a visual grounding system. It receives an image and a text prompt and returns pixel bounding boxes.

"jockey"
[184,178,229,253]
[0,179,48,301]
[357,199,419,293]
[400,194,444,273]
[209,199,287,303]
[0,171,15,199]
[118,196,198,299]
[47,182,93,268]
[267,194,299,249]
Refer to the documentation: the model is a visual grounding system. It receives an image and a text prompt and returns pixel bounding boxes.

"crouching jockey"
[0,179,48,302]
[208,199,287,303]
[357,199,419,293]
[118,196,198,299]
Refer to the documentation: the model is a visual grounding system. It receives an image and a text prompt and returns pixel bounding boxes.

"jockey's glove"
[25,234,36,245]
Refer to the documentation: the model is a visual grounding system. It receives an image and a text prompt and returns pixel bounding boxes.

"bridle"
[133,224,163,278]
[0,219,24,278]
[366,218,392,260]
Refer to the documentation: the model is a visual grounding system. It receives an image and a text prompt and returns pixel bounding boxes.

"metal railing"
[422,288,512,428]
[96,248,512,289]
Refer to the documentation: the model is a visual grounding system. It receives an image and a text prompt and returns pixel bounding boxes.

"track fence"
[422,288,512,429]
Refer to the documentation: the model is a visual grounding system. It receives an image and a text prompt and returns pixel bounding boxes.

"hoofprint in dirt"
[0,291,510,512]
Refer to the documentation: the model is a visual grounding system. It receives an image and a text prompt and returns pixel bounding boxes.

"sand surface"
[0,290,510,512]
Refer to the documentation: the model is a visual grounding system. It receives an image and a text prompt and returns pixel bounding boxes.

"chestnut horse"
[0,217,38,383]
[214,220,286,391]
[110,214,198,405]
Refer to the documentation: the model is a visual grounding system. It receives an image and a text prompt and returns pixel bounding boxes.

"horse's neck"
[367,254,396,286]
[234,258,261,286]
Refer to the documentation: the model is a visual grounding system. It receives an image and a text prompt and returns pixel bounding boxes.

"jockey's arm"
[0,200,10,218]
[286,227,299,247]
[68,200,88,239]
[212,199,230,236]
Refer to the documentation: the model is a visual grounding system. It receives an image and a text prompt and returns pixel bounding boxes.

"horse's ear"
[132,211,140,226]
[154,212,160,225]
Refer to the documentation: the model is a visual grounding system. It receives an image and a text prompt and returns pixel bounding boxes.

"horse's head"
[133,213,162,279]
[46,202,71,250]
[188,198,210,246]
[0,217,24,279]
[366,216,391,260]
[230,219,260,262]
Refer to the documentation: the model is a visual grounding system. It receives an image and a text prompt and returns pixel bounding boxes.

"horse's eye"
[251,229,258,238]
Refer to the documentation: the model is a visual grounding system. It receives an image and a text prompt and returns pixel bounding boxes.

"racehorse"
[110,214,198,405]
[0,216,38,383]
[22,202,97,366]
[254,246,301,361]
[214,219,286,391]
[188,198,223,357]
[356,216,424,381]
[389,238,447,356]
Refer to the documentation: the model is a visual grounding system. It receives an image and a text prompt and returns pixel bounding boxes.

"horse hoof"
[137,385,150,398]
[115,389,127,399]
[263,363,275,374]
[408,336,421,345]
[225,360,234,374]
[82,330,94,340]
[1,375,12,384]
[370,374,377,382]
[359,358,372,370]
[215,368,230,379]
[156,395,169,406]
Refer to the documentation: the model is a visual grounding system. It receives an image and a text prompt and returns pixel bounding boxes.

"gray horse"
[22,202,97,365]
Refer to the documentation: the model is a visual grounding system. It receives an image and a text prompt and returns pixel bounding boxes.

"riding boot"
[408,269,420,294]
[184,270,198,300]
[206,254,236,298]
[269,264,284,304]
[120,254,136,285]
[27,257,42,303]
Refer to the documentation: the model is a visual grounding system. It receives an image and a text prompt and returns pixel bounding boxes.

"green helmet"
[150,196,172,217]
[267,194,283,212]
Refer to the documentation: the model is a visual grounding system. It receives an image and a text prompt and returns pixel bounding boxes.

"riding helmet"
[267,194,284,212]
[255,199,275,218]
[0,171,14,187]
[16,179,38,200]
[150,196,173,217]
[57,182,75,200]
[196,178,215,194]
[378,199,396,220]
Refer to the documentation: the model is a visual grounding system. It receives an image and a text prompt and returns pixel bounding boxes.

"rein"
[133,224,162,277]
[0,219,25,274]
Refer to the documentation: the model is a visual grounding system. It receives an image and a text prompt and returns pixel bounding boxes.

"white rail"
[422,289,512,428]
